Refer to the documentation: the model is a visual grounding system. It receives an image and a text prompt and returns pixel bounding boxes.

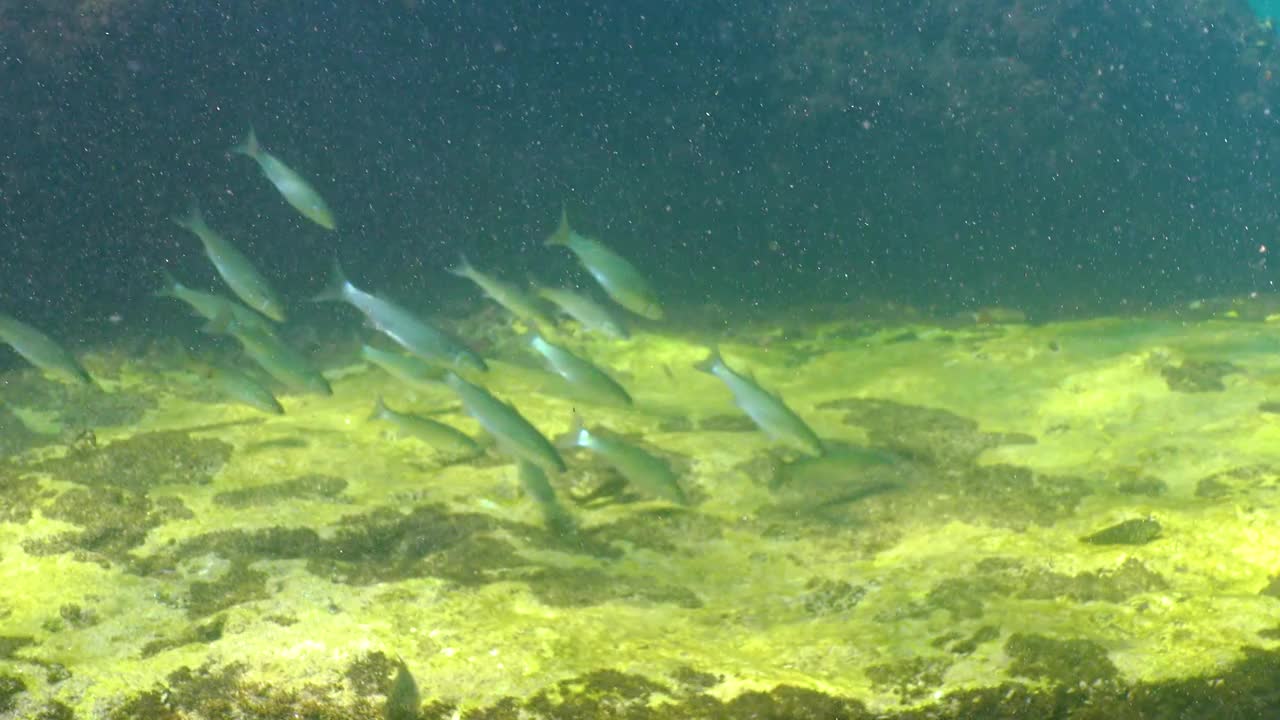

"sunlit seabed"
[2,307,1280,717]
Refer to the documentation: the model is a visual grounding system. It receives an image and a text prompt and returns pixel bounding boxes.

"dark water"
[3,0,1280,342]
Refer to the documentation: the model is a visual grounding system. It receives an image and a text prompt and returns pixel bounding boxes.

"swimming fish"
[369,396,480,455]
[560,415,687,504]
[695,348,823,456]
[231,126,336,230]
[203,312,332,396]
[360,344,445,388]
[448,255,556,327]
[517,460,575,534]
[535,285,629,340]
[0,313,93,385]
[154,270,277,335]
[202,363,284,415]
[444,371,564,472]
[172,204,286,322]
[527,331,631,407]
[546,208,663,320]
[314,262,487,372]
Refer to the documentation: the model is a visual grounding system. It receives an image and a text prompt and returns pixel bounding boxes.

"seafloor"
[3,301,1280,719]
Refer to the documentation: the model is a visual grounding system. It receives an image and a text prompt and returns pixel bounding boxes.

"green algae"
[0,673,25,713]
[23,485,192,566]
[0,369,157,429]
[1159,359,1240,393]
[819,398,1036,466]
[799,578,867,616]
[897,557,1168,622]
[1005,633,1118,685]
[866,655,953,703]
[523,566,703,609]
[140,614,226,659]
[1194,464,1280,500]
[0,464,46,523]
[186,562,268,617]
[211,473,348,508]
[34,430,233,492]
[0,406,52,458]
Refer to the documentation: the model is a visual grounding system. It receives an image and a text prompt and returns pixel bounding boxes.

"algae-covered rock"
[1160,360,1240,393]
[140,615,226,658]
[0,464,47,524]
[865,655,952,703]
[1005,633,1117,685]
[34,430,233,492]
[818,398,1035,466]
[1082,518,1163,546]
[0,370,156,429]
[24,486,192,565]
[799,578,866,616]
[212,474,348,508]
[0,673,25,713]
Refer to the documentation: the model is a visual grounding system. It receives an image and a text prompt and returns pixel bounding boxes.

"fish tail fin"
[230,125,259,158]
[545,206,573,247]
[312,259,351,303]
[446,253,474,279]
[153,269,182,298]
[693,346,723,374]
[369,396,389,421]
[200,309,235,337]
[555,411,588,450]
[171,202,204,232]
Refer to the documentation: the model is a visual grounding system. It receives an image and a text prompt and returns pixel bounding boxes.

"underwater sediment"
[2,307,1280,718]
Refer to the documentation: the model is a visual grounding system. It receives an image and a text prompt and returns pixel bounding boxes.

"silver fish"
[172,204,286,322]
[202,364,284,415]
[231,127,336,230]
[369,396,479,455]
[546,208,663,320]
[448,254,556,328]
[203,312,331,396]
[535,286,629,340]
[517,460,575,534]
[528,332,631,406]
[695,348,823,456]
[560,416,687,504]
[444,371,564,473]
[359,345,444,388]
[154,270,277,335]
[315,262,487,372]
[0,313,92,385]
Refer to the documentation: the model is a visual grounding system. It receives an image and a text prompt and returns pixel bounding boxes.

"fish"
[384,656,421,720]
[535,285,629,340]
[517,460,575,534]
[172,204,287,322]
[230,126,336,230]
[314,262,487,372]
[202,312,332,396]
[448,254,556,327]
[695,348,823,456]
[559,415,687,505]
[154,270,277,335]
[369,396,480,455]
[527,331,632,406]
[360,345,445,388]
[0,313,93,385]
[443,371,565,472]
[546,208,663,320]
[201,364,284,415]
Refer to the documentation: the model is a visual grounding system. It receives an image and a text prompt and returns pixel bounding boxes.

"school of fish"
[0,128,828,531]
